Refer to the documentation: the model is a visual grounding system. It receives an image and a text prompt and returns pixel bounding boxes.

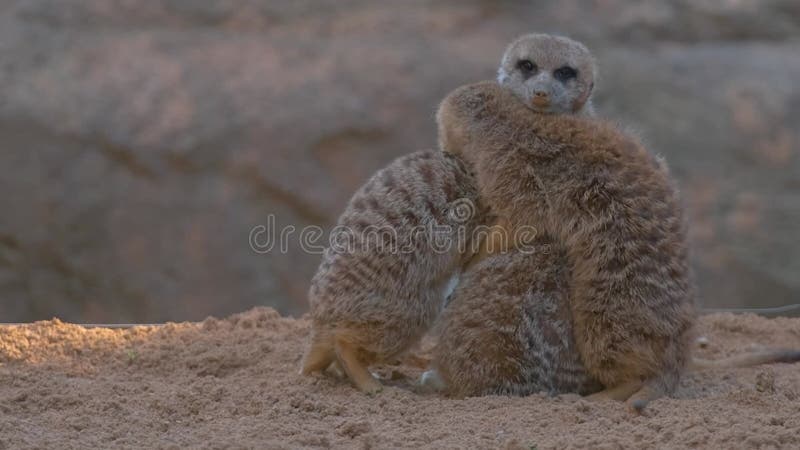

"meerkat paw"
[333,336,384,396]
[360,377,384,396]
[350,369,384,395]
[625,383,665,414]
[325,360,346,378]
[585,380,642,403]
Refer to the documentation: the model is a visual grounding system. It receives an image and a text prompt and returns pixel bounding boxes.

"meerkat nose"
[532,93,550,107]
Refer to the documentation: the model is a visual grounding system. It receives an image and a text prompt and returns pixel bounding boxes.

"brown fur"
[437,80,697,409]
[301,150,486,393]
[429,236,800,399]
[426,34,602,399]
[428,34,799,405]
[432,237,603,398]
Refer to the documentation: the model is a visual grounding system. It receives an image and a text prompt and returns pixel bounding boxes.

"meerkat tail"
[690,349,800,371]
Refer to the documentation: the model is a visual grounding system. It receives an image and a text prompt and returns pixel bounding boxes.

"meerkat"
[422,35,600,397]
[300,150,486,394]
[441,34,597,264]
[429,34,800,407]
[426,235,800,399]
[436,34,695,410]
[429,238,603,398]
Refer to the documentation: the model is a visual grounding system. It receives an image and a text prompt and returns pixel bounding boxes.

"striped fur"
[302,150,487,392]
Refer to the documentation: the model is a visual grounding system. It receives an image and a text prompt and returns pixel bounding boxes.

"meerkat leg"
[625,383,665,413]
[333,335,383,395]
[299,337,335,375]
[625,373,677,413]
[585,379,642,402]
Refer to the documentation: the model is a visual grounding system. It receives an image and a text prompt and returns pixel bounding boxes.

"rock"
[0,0,798,322]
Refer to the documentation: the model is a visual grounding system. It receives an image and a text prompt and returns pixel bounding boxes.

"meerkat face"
[497,34,596,115]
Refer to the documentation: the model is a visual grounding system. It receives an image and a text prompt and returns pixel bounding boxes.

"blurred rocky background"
[1,0,798,323]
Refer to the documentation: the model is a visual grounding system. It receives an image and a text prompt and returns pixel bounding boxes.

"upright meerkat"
[431,34,800,403]
[301,150,485,394]
[437,34,696,410]
[426,34,599,396]
[427,35,600,397]
[441,34,597,261]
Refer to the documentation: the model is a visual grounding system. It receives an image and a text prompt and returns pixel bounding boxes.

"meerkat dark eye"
[553,66,578,82]
[516,59,537,74]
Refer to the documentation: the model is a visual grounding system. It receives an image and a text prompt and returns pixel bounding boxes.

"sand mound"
[1,308,799,449]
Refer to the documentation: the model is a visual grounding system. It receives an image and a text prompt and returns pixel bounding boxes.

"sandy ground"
[1,308,799,449]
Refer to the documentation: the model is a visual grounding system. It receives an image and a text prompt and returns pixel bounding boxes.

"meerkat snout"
[497,33,596,115]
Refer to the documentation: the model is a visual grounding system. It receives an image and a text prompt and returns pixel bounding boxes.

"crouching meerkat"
[426,233,799,400]
[436,34,695,410]
[429,237,603,397]
[301,150,486,394]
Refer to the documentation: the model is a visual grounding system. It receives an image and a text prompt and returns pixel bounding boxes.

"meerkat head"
[497,34,596,115]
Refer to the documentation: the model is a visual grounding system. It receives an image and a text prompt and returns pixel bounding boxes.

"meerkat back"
[301,150,484,394]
